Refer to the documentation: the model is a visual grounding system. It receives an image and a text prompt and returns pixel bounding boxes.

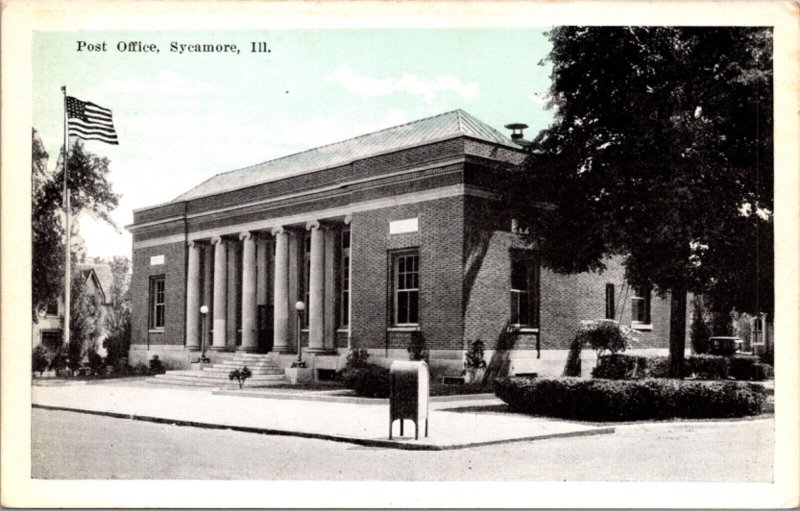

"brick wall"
[130,241,187,347]
[350,195,464,353]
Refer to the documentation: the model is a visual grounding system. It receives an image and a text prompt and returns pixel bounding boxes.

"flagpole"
[61,85,71,349]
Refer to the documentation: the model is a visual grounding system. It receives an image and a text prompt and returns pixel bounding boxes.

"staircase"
[148,353,287,388]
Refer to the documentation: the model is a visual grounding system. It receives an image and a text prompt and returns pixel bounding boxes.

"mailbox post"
[389,360,429,440]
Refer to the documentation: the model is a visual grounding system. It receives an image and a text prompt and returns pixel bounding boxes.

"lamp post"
[199,305,209,362]
[295,300,305,363]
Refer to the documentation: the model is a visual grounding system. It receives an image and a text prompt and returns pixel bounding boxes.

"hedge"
[494,377,766,421]
[592,353,773,381]
[338,364,390,398]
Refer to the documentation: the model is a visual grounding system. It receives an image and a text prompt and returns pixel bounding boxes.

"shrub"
[464,340,487,371]
[149,355,166,375]
[690,297,711,354]
[494,377,766,421]
[685,354,730,379]
[48,348,68,375]
[229,366,252,389]
[729,356,774,381]
[576,319,637,358]
[407,331,429,362]
[562,337,583,377]
[592,354,648,380]
[32,345,49,376]
[338,364,390,398]
[345,348,370,369]
[87,350,105,376]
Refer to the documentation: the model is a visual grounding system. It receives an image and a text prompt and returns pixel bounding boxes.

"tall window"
[340,228,351,328]
[631,286,651,325]
[605,283,616,320]
[302,233,311,327]
[392,251,419,326]
[510,254,540,328]
[149,276,165,330]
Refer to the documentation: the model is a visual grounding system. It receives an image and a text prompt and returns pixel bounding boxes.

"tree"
[32,132,120,318]
[67,271,104,374]
[505,27,772,377]
[103,255,132,365]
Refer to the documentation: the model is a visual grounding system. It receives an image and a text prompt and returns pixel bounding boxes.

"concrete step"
[158,371,285,382]
[201,367,284,376]
[146,376,287,388]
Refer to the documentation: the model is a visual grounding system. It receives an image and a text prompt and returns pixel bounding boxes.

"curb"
[32,403,614,451]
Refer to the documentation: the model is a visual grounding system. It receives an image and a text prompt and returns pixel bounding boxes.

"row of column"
[185,220,346,353]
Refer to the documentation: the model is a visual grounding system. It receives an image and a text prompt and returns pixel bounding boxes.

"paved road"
[31,408,773,481]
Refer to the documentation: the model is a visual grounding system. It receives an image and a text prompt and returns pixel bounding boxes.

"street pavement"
[31,380,612,449]
[31,407,773,481]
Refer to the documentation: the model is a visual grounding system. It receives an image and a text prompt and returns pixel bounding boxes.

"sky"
[33,29,555,259]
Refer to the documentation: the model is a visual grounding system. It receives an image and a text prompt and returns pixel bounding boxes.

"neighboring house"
[32,263,114,356]
[126,109,690,377]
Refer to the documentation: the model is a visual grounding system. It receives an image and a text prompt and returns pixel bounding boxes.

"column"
[226,239,240,349]
[323,227,336,350]
[211,236,227,350]
[185,241,201,350]
[307,221,325,352]
[272,227,291,352]
[240,232,258,352]
[256,236,268,350]
[202,244,213,352]
[344,214,352,349]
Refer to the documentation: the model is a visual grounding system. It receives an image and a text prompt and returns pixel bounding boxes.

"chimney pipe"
[504,123,529,146]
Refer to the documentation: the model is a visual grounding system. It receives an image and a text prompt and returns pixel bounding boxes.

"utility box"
[389,360,429,440]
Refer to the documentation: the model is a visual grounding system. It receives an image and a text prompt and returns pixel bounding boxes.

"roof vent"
[504,123,529,146]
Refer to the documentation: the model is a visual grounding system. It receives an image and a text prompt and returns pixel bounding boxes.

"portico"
[183,218,351,356]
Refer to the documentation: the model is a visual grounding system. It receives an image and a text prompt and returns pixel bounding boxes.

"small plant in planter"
[463,339,487,384]
[228,366,253,389]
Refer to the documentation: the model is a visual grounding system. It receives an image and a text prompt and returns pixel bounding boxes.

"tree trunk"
[668,286,688,378]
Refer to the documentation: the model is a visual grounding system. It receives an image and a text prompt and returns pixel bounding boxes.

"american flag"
[66,96,119,145]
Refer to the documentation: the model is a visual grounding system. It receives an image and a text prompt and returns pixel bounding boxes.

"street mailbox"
[389,360,429,440]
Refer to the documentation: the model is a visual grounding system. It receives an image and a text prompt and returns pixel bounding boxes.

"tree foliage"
[103,255,132,364]
[31,132,120,318]
[505,27,772,375]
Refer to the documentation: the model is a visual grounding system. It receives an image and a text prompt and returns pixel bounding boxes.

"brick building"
[127,110,685,377]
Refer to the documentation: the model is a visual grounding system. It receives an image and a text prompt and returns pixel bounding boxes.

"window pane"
[511,260,527,290]
[409,291,418,324]
[510,292,520,324]
[519,292,530,325]
[398,291,409,324]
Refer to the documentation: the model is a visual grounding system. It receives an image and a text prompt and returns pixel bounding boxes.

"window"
[340,229,351,328]
[631,286,651,325]
[149,276,165,330]
[392,252,419,326]
[510,254,540,328]
[44,299,58,316]
[605,284,615,320]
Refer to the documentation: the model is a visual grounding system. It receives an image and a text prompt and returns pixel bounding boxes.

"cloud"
[102,71,216,96]
[325,66,479,104]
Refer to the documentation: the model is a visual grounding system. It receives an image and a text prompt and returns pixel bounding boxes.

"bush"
[464,340,487,371]
[338,364,390,398]
[48,348,68,374]
[729,356,774,381]
[87,350,105,376]
[685,354,730,379]
[594,354,772,382]
[32,345,49,376]
[494,377,766,421]
[592,354,649,380]
[149,355,166,375]
[345,348,370,368]
[576,319,637,357]
[690,297,711,354]
[229,366,252,389]
[407,331,429,362]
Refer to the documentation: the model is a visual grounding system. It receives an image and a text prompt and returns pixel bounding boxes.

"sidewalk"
[31,380,613,450]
